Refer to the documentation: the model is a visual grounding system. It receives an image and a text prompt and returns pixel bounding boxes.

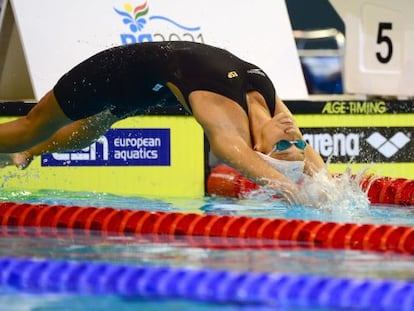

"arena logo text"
[303,133,360,157]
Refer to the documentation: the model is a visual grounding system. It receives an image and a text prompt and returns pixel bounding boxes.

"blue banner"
[41,129,170,166]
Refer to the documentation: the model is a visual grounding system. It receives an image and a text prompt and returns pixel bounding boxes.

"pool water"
[0,188,414,310]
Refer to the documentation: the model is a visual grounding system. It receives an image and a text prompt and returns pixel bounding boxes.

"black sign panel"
[302,127,413,163]
[287,100,414,114]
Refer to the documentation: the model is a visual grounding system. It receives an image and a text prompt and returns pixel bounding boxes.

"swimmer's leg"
[0,90,72,153]
[0,151,32,169]
[0,108,120,170]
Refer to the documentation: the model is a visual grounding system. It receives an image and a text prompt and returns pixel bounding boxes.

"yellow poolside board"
[0,116,205,198]
[296,113,413,128]
[328,163,414,179]
[295,113,414,179]
[0,111,411,198]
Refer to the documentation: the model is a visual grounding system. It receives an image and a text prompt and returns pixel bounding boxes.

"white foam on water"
[246,166,372,216]
[298,167,371,213]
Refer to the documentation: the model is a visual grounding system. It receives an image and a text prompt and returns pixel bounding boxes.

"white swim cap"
[256,152,304,183]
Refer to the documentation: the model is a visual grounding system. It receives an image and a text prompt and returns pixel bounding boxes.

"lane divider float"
[1,256,414,310]
[1,202,414,254]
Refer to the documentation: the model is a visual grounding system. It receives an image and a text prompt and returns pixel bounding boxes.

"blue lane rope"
[1,257,414,310]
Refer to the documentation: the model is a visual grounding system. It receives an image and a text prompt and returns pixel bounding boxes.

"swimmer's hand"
[263,173,332,208]
[263,178,307,206]
[295,171,336,209]
[0,152,33,170]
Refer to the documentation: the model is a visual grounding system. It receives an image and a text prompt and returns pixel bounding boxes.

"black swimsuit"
[54,41,276,120]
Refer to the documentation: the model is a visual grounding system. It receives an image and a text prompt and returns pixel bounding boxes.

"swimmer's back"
[54,41,276,120]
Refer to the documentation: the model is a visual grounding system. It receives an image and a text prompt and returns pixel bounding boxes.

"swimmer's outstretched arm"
[189,91,296,190]
[273,98,326,174]
[303,144,326,175]
[0,110,119,169]
[247,95,326,175]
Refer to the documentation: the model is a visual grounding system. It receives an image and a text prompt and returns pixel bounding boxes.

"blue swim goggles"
[271,139,307,153]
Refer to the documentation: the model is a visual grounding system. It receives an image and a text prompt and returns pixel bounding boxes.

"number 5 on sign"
[329,0,414,96]
[375,22,394,64]
[362,5,402,71]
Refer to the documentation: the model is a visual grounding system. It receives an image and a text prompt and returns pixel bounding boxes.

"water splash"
[246,166,371,215]
[298,167,371,212]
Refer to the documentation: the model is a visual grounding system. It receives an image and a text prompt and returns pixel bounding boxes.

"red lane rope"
[207,164,414,206]
[1,202,414,254]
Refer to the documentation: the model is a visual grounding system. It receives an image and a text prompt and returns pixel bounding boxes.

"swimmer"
[0,41,325,200]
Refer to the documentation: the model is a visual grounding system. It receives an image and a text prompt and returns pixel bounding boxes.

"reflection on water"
[1,227,414,310]
[0,188,413,310]
[202,199,414,226]
[0,189,177,211]
[1,227,413,281]
[0,292,283,311]
[0,294,303,311]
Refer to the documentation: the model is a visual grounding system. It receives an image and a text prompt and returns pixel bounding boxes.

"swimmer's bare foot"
[0,153,12,167]
[0,152,33,170]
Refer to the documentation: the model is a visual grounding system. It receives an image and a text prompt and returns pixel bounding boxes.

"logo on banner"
[41,129,170,166]
[302,127,412,163]
[114,2,204,44]
[366,132,411,158]
[321,101,387,114]
[302,132,360,158]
